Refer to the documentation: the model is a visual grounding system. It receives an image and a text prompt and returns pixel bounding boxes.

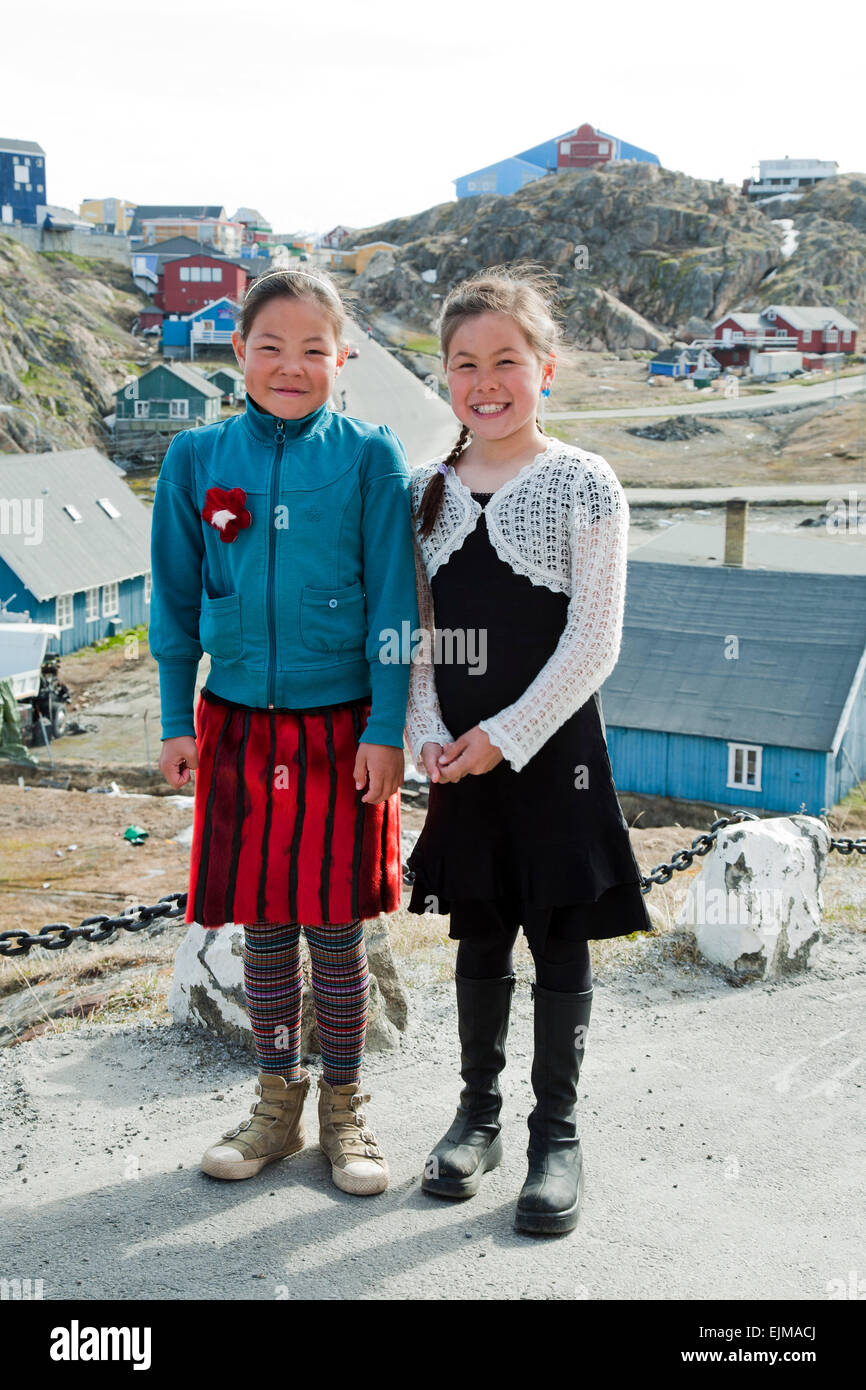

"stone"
[168,916,409,1056]
[675,816,830,979]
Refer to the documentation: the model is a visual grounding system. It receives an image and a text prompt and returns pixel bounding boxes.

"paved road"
[547,374,866,421]
[2,923,863,1301]
[336,322,457,465]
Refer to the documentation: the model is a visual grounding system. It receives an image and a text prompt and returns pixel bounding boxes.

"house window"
[733,331,743,341]
[561,143,571,156]
[826,327,838,343]
[85,587,99,621]
[190,266,202,281]
[25,183,32,192]
[843,329,851,343]
[180,266,190,281]
[97,497,121,518]
[728,743,762,791]
[765,308,776,320]
[13,164,27,181]
[102,581,119,617]
[56,593,74,629]
[144,572,152,605]
[598,142,609,154]
[169,399,189,418]
[36,184,43,192]
[200,267,212,281]
[63,503,83,523]
[201,320,214,332]
[211,267,222,282]
[134,400,150,418]
[802,329,811,342]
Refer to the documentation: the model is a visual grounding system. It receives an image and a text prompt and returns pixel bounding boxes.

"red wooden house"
[711,305,858,368]
[156,255,248,315]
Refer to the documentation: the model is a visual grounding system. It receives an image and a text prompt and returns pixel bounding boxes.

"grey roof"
[601,561,866,752]
[207,366,244,382]
[764,304,859,333]
[0,449,152,600]
[0,138,45,156]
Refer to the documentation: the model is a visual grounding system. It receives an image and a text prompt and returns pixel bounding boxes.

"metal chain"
[2,815,864,957]
[0,894,187,959]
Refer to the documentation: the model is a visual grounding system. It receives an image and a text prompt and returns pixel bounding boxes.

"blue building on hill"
[455,121,660,199]
[600,562,866,816]
[162,297,240,360]
[0,138,47,227]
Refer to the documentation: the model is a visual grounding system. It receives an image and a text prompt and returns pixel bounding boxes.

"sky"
[2,0,863,237]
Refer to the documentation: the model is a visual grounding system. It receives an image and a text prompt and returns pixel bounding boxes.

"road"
[547,373,866,421]
[336,322,457,465]
[2,919,863,1301]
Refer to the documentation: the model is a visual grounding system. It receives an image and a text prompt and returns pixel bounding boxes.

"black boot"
[515,982,593,1235]
[421,972,515,1199]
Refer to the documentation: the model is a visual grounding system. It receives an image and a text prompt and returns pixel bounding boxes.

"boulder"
[675,816,831,979]
[169,914,409,1057]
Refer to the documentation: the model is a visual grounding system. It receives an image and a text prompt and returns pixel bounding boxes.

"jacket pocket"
[200,590,243,663]
[300,580,366,653]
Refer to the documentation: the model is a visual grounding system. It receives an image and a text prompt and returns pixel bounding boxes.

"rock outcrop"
[351,164,866,351]
[0,233,150,453]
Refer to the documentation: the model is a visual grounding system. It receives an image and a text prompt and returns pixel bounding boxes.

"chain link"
[3,817,864,957]
[0,894,187,958]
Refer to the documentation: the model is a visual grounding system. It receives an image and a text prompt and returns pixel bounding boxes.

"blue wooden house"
[0,138,47,228]
[0,448,152,654]
[162,296,240,360]
[648,347,721,378]
[454,157,550,199]
[600,562,866,816]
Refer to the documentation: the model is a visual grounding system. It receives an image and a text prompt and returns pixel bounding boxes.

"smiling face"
[232,294,348,418]
[444,311,555,440]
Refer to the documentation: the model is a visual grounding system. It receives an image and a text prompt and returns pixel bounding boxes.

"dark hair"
[238,267,346,344]
[415,264,567,539]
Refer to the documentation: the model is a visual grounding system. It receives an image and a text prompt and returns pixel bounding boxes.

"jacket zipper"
[266,418,285,706]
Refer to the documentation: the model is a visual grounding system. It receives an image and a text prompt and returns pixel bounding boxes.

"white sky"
[3,0,863,236]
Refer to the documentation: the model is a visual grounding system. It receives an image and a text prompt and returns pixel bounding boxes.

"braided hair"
[415,264,564,541]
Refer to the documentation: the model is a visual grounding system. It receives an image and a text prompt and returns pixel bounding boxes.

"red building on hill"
[156,255,248,315]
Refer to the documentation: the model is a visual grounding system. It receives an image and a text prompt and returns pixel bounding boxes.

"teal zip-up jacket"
[148,394,419,748]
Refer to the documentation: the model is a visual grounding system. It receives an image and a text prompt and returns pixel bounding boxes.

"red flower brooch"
[201,487,251,543]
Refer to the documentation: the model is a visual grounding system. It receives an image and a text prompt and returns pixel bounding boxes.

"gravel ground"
[1,915,864,1302]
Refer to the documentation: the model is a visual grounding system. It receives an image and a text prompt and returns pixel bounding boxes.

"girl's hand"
[420,741,444,783]
[159,735,199,789]
[354,742,404,804]
[437,727,504,782]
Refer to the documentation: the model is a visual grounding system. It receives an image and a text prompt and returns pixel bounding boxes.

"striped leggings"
[242,919,368,1084]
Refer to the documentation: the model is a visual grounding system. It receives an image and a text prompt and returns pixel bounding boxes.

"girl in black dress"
[404,266,653,1235]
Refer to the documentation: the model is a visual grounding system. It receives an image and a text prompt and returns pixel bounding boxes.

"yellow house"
[327,247,358,272]
[353,241,399,274]
[79,197,136,234]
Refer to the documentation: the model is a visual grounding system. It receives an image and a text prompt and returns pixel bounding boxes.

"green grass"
[402,333,440,355]
[66,623,149,659]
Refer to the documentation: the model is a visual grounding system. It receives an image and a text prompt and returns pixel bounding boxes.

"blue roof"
[601,562,866,752]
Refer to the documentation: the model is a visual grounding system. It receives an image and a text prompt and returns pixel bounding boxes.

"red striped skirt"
[186,687,402,929]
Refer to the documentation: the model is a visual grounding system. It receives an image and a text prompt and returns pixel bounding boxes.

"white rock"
[675,815,830,979]
[169,916,408,1055]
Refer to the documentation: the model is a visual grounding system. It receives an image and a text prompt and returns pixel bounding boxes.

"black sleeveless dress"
[406,490,654,945]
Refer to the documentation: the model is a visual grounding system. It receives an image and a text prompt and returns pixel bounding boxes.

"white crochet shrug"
[404,439,629,774]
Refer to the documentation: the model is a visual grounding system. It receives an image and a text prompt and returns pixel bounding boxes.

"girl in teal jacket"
[149,268,418,1196]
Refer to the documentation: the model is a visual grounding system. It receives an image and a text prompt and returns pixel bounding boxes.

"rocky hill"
[0,234,152,454]
[350,164,866,351]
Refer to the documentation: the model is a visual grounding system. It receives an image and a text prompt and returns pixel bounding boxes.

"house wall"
[0,149,46,226]
[605,724,829,815]
[161,256,246,314]
[0,561,150,655]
